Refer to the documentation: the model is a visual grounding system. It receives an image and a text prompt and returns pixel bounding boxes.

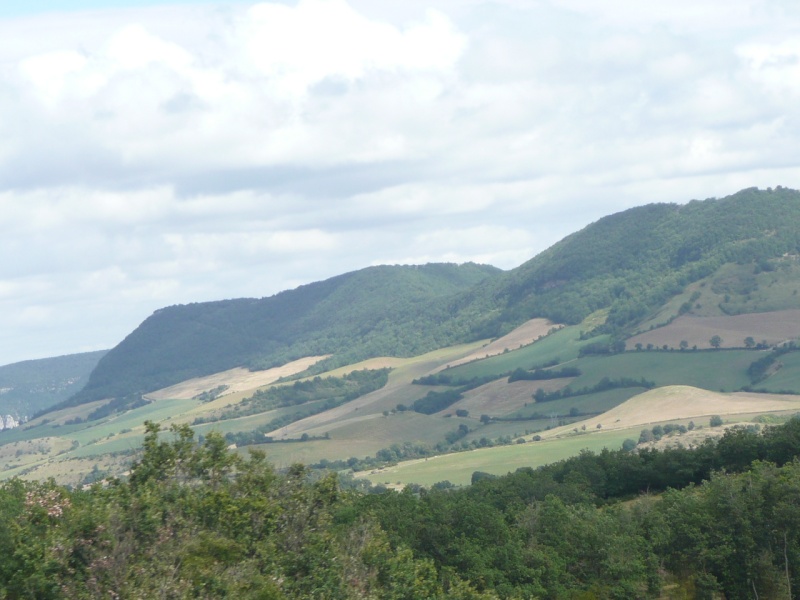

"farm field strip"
[570,350,755,391]
[437,319,559,370]
[627,309,800,350]
[360,429,637,487]
[441,325,591,380]
[147,355,330,400]
[539,385,800,438]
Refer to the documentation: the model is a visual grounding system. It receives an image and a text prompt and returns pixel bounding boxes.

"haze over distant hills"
[0,351,107,420]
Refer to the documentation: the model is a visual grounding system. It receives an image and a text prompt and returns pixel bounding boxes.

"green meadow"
[443,325,606,381]
[362,428,636,487]
[570,349,756,391]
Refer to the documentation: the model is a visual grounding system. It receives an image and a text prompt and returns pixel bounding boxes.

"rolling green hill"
[68,263,501,405]
[480,186,800,332]
[66,187,800,411]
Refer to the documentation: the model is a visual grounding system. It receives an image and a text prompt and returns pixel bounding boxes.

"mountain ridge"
[0,350,107,419]
[67,262,501,406]
[62,186,800,411]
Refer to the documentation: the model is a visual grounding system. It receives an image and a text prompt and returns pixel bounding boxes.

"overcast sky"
[2,0,800,366]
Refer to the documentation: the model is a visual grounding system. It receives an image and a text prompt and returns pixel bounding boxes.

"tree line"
[1,416,800,597]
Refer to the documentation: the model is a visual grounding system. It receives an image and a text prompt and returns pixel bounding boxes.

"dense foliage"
[355,418,800,599]
[2,418,800,598]
[507,366,581,382]
[0,422,496,599]
[411,390,465,415]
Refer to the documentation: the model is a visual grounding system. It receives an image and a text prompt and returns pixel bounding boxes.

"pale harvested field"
[435,319,560,371]
[147,356,330,401]
[627,310,800,350]
[540,385,800,438]
[181,357,407,418]
[312,357,409,378]
[443,378,573,417]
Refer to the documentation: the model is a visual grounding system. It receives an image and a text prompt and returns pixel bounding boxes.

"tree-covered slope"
[483,186,800,331]
[4,418,800,598]
[0,351,107,419]
[70,263,501,404]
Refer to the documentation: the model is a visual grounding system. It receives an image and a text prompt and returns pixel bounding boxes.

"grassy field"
[759,351,800,392]
[461,420,545,441]
[147,356,330,400]
[633,262,800,334]
[359,383,800,488]
[570,350,755,392]
[508,387,647,419]
[441,319,558,369]
[361,429,636,487]
[232,412,479,467]
[443,326,609,381]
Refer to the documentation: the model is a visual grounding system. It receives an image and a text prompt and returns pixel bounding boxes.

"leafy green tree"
[710,335,723,348]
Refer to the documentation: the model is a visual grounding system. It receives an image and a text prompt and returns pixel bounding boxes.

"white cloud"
[738,39,800,99]
[240,1,465,95]
[1,0,800,365]
[19,50,88,104]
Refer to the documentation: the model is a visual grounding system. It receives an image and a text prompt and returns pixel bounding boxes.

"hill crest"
[64,187,800,411]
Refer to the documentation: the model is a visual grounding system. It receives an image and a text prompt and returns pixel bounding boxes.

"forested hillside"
[483,186,800,330]
[3,417,800,598]
[0,351,107,419]
[67,187,800,408]
[68,263,500,405]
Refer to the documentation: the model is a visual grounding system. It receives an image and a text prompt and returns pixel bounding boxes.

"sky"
[2,0,800,366]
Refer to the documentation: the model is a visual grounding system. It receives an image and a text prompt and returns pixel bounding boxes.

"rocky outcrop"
[0,415,20,430]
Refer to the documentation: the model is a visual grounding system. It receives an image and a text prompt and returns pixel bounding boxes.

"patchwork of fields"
[2,310,799,487]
